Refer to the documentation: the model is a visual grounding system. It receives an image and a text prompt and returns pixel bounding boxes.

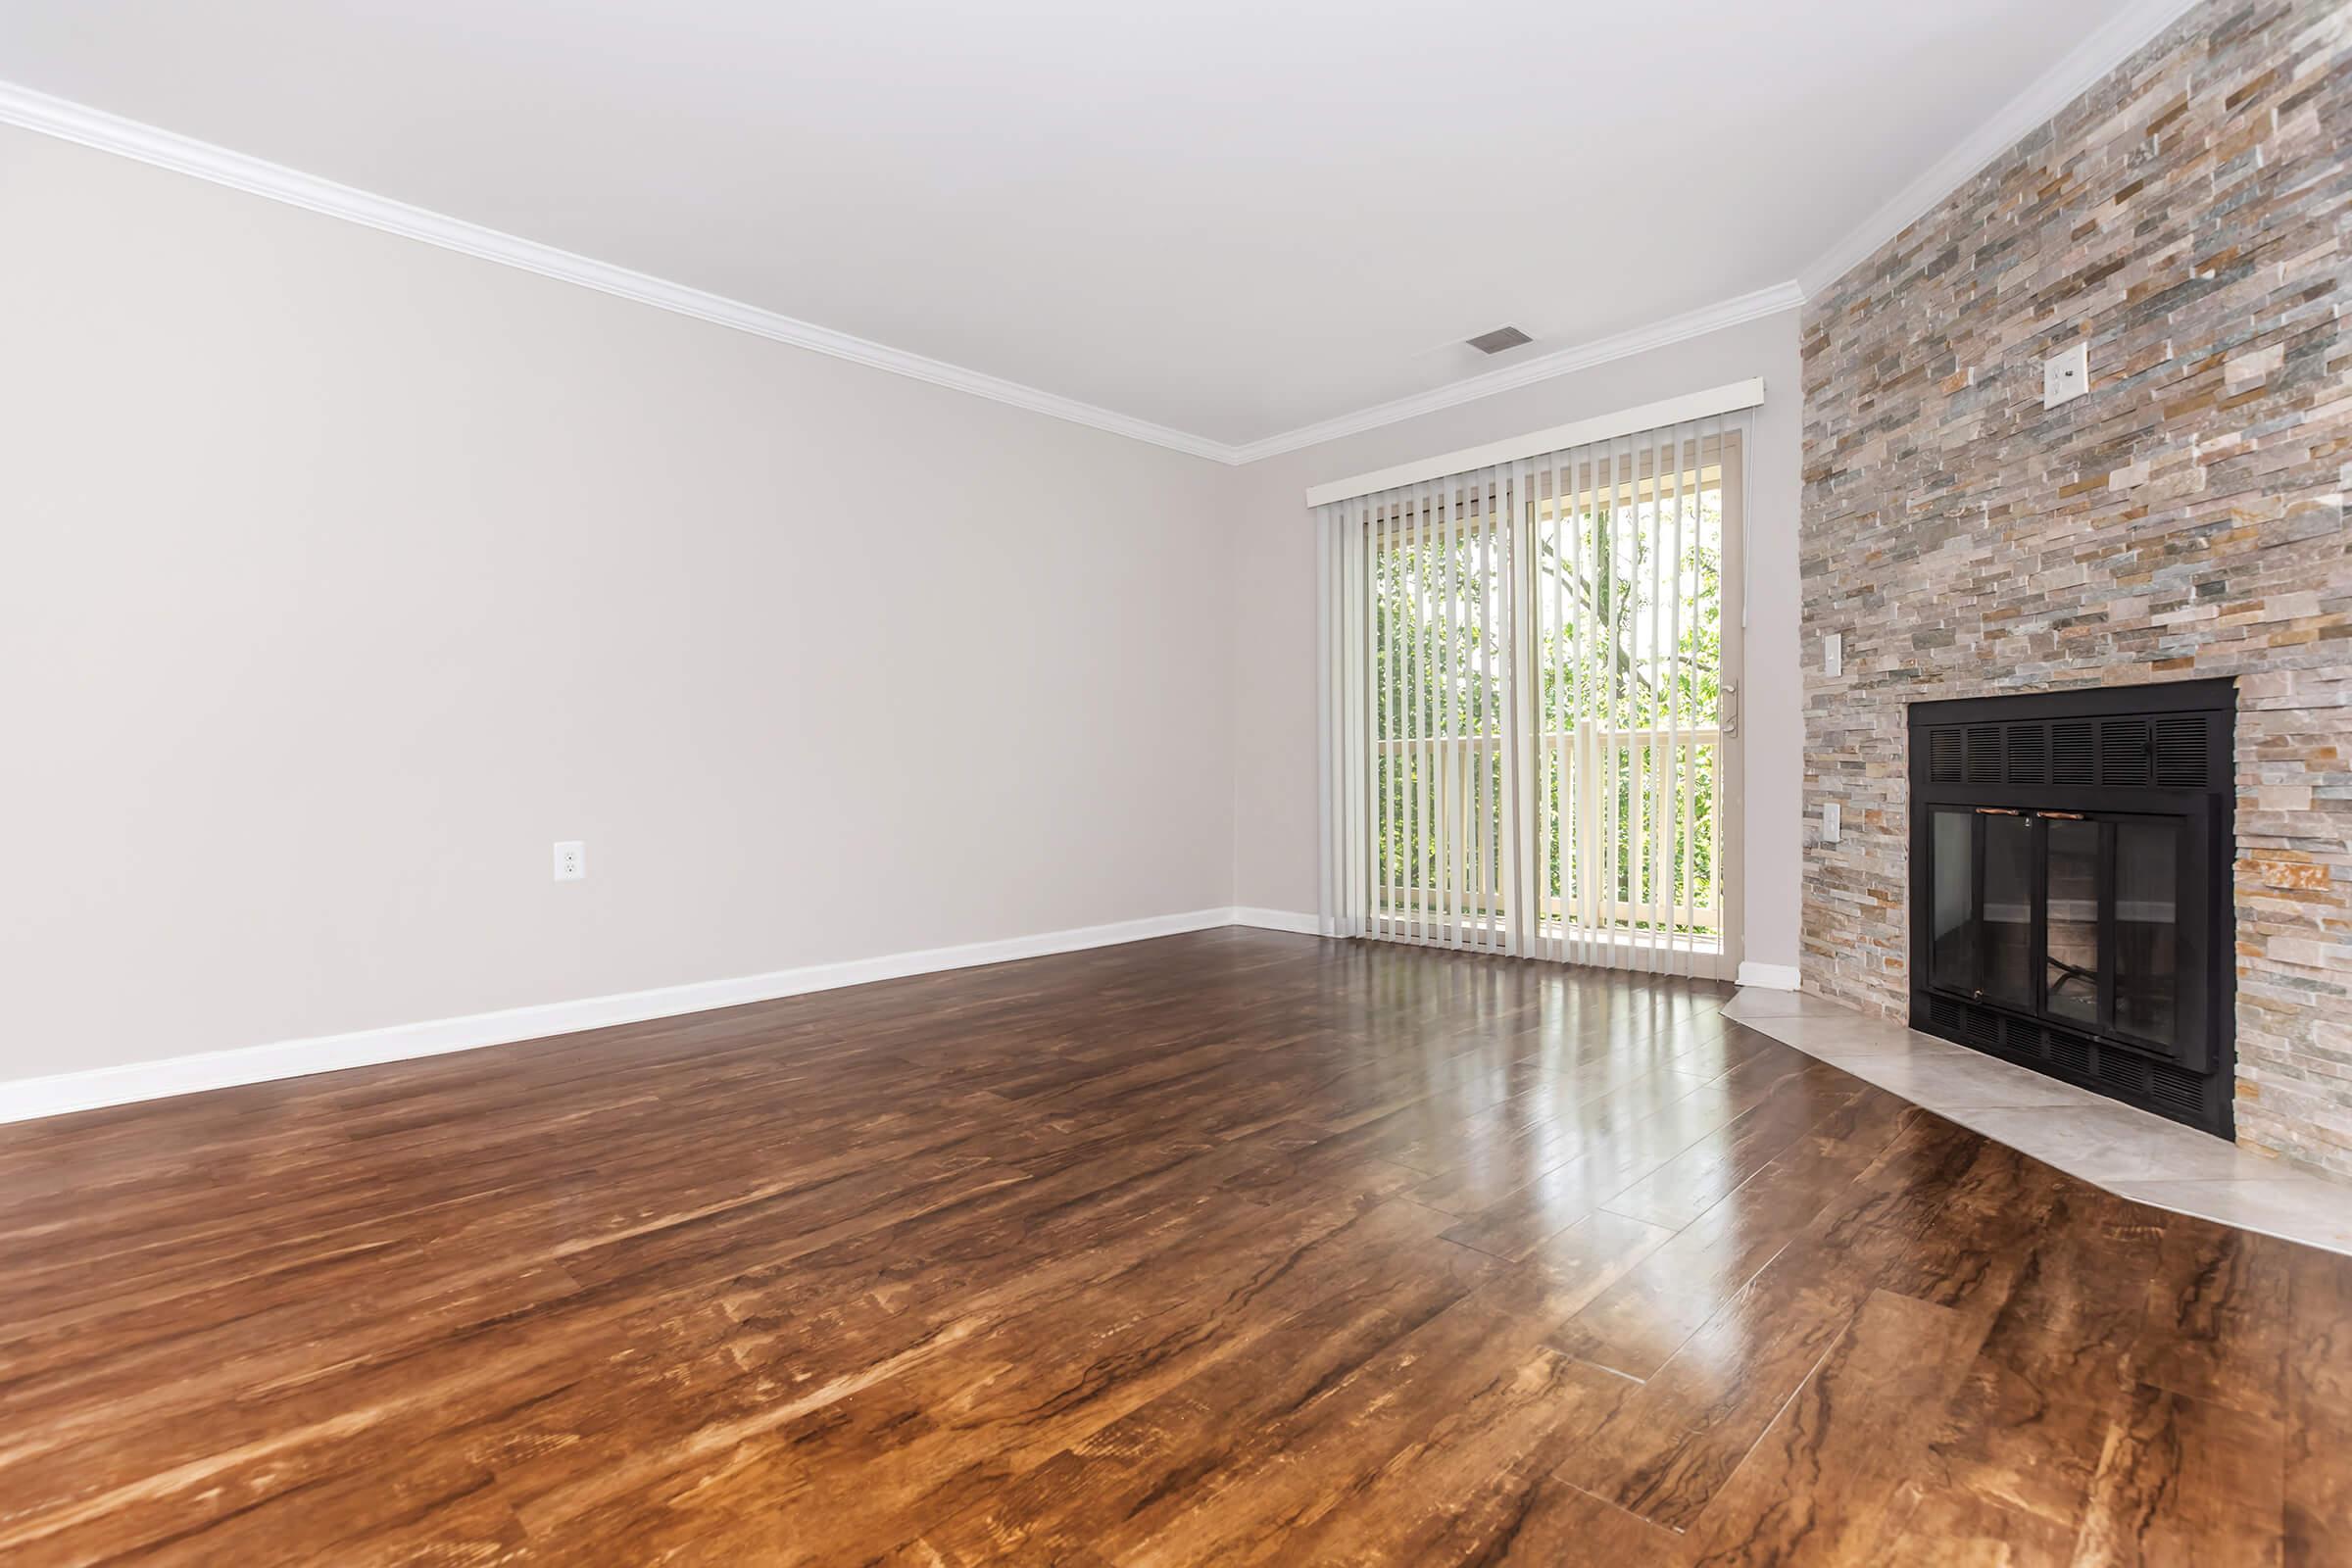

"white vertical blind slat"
[1354,496,1373,930]
[1469,470,1489,950]
[1712,416,1731,968]
[1501,461,1524,957]
[1430,472,1448,950]
[1646,425,1665,968]
[1604,435,1629,972]
[1648,422,1674,972]
[1316,502,1335,933]
[1397,487,1411,944]
[1569,443,1592,967]
[1550,452,1573,965]
[1412,479,1433,946]
[1489,468,1505,952]
[1666,424,1691,976]
[1373,503,1392,940]
[1561,446,1580,968]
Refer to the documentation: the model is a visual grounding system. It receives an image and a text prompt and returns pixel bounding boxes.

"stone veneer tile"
[1799,0,2352,1180]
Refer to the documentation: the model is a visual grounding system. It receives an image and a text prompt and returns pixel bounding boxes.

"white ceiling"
[0,0,2171,453]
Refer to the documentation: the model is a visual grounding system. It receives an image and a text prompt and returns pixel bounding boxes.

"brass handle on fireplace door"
[2038,810,2084,819]
[1975,808,2020,814]
[1721,683,1739,738]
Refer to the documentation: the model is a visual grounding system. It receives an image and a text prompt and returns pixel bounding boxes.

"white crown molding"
[0,906,1262,1124]
[1794,0,2203,299]
[0,70,1811,471]
[0,79,1235,464]
[3,0,2197,476]
[1228,281,1807,466]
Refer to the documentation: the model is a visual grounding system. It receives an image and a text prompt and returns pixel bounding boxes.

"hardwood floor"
[2,928,2345,1565]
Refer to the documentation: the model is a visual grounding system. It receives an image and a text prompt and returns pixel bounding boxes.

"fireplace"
[1907,679,2235,1138]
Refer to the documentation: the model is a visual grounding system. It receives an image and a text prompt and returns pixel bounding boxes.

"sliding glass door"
[1321,416,1744,978]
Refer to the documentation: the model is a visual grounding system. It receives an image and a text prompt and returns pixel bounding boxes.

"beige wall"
[0,122,1804,1094]
[1225,311,1807,972]
[0,126,1238,1079]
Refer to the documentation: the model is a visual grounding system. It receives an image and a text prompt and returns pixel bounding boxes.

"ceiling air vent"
[1465,325,1533,355]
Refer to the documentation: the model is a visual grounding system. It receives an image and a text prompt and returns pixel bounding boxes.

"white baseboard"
[1736,961,1803,991]
[1229,906,1324,935]
[0,906,1252,1126]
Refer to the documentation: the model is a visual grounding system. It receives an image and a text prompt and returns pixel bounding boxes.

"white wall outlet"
[1824,631,1842,678]
[1822,803,1841,845]
[553,841,587,881]
[2042,341,2089,409]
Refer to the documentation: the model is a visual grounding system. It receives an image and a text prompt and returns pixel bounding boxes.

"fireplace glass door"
[2043,816,2100,1028]
[1922,807,2204,1065]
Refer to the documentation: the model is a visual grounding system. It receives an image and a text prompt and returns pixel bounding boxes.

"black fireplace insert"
[1907,678,2235,1138]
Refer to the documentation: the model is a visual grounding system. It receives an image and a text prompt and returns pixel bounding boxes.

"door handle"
[1721,682,1740,738]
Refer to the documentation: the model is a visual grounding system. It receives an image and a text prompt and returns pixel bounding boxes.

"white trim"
[1246,285,1800,466]
[1736,961,1802,991]
[1231,906,1324,936]
[2,0,2196,469]
[0,80,1232,465]
[0,907,1246,1125]
[1304,379,1765,508]
[1794,0,2200,298]
[0,75,1798,468]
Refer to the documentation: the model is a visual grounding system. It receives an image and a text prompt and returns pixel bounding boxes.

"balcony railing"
[1372,723,1722,943]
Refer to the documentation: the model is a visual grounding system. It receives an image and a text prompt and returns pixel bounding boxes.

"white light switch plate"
[553,841,586,880]
[1825,632,1842,678]
[1822,803,1840,844]
[2042,342,2088,409]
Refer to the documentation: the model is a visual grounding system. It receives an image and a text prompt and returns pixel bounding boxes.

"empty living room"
[5,0,2350,1562]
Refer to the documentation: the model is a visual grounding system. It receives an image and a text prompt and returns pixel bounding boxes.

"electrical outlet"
[1822,803,1841,845]
[2042,342,2089,409]
[553,841,586,881]
[1824,632,1842,678]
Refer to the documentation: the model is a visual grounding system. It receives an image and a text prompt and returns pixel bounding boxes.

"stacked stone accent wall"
[1799,0,2352,1176]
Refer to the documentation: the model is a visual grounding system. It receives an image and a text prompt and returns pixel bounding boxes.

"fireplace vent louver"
[2097,1050,2146,1099]
[2099,718,2152,786]
[2147,1061,2207,1116]
[2006,724,2048,785]
[1965,724,2004,784]
[1929,730,1963,783]
[2051,719,2096,784]
[2154,715,2208,789]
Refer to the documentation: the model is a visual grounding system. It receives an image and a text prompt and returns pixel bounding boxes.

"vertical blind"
[1317,405,1746,977]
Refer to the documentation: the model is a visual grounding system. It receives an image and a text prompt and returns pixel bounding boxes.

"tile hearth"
[1723,987,2352,1256]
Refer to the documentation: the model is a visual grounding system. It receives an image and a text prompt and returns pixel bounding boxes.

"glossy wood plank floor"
[3,929,2347,1566]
